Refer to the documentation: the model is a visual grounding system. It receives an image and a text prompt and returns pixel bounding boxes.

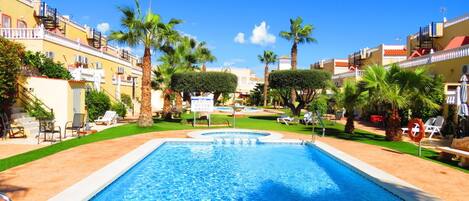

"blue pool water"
[92,143,400,201]
[215,106,262,113]
[201,131,268,138]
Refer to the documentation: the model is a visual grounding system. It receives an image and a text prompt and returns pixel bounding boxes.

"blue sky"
[48,0,468,77]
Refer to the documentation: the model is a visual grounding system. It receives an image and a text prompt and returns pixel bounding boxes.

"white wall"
[151,90,164,111]
[25,77,71,129]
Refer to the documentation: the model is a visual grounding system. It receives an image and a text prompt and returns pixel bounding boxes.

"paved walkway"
[0,130,468,201]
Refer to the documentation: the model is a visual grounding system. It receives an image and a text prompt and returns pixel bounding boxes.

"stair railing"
[16,83,54,119]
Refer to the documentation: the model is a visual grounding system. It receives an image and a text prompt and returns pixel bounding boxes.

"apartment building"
[311,59,349,75]
[0,0,145,126]
[278,56,292,70]
[331,44,407,86]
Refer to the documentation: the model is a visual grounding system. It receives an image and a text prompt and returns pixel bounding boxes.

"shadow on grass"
[248,116,278,121]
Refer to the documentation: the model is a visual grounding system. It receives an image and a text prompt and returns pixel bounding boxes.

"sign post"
[190,96,214,127]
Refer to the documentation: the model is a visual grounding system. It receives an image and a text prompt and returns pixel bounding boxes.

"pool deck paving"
[0,129,468,201]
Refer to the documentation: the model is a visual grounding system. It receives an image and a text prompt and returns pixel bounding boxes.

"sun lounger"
[277,115,298,126]
[426,116,444,139]
[95,111,118,125]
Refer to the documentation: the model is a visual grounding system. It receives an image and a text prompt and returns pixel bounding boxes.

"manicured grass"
[1,113,467,173]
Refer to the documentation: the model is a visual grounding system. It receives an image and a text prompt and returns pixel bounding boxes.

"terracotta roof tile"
[335,61,349,67]
[384,49,407,56]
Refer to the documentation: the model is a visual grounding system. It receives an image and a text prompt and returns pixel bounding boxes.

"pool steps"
[213,137,260,145]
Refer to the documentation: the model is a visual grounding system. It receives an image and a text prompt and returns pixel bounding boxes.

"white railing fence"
[0,28,44,39]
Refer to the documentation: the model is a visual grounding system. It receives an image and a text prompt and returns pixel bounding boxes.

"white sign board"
[191,96,214,112]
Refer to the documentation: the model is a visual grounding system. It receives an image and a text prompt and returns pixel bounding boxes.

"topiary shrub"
[170,71,238,103]
[85,90,111,121]
[269,70,331,116]
[112,102,127,118]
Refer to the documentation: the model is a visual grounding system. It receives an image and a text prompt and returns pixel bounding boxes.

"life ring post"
[407,118,425,157]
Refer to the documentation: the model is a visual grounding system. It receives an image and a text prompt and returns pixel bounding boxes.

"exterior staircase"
[10,105,40,138]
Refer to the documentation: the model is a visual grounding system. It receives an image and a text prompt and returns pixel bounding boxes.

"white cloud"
[250,21,276,46]
[234,32,245,44]
[179,31,197,40]
[96,22,110,33]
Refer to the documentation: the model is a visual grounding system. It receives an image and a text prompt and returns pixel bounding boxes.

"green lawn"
[1,113,467,173]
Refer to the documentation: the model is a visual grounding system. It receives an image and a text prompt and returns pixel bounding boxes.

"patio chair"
[1,113,26,140]
[426,116,444,139]
[277,115,298,126]
[64,113,85,138]
[38,120,62,144]
[402,117,435,135]
[95,111,117,125]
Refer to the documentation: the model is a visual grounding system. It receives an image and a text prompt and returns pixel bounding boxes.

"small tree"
[170,72,237,104]
[269,70,330,116]
[0,37,25,113]
[248,83,264,106]
[85,90,111,121]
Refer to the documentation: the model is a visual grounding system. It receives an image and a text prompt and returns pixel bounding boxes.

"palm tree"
[196,42,216,72]
[258,50,277,107]
[109,0,181,127]
[280,17,316,103]
[279,17,317,70]
[339,81,366,134]
[362,65,410,141]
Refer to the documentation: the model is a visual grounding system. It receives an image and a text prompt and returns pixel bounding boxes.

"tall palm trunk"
[202,63,207,72]
[263,64,269,107]
[291,43,297,70]
[175,92,183,112]
[344,109,355,134]
[138,47,153,127]
[385,108,402,141]
[290,43,297,103]
[162,88,172,119]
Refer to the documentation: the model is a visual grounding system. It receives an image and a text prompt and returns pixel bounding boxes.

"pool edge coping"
[312,140,440,201]
[49,138,440,201]
[186,128,284,140]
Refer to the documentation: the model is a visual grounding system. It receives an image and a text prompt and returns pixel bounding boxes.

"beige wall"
[23,76,86,130]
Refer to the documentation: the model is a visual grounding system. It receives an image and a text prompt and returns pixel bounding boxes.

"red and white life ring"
[407,118,425,142]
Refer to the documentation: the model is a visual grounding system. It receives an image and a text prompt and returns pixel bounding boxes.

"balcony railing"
[0,27,142,72]
[331,70,363,80]
[400,44,469,68]
[0,28,44,39]
[332,45,469,80]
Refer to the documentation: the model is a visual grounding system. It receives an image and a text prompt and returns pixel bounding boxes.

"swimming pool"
[187,129,283,140]
[215,106,263,113]
[91,142,399,200]
[51,139,437,201]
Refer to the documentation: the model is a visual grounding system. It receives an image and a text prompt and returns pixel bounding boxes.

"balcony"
[0,28,44,39]
[331,70,363,80]
[68,67,105,82]
[0,27,142,74]
[400,44,469,69]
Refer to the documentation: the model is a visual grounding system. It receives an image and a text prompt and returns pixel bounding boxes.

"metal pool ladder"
[0,193,12,201]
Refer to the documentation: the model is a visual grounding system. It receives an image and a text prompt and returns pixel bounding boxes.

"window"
[45,51,55,59]
[1,14,11,28]
[17,20,27,28]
